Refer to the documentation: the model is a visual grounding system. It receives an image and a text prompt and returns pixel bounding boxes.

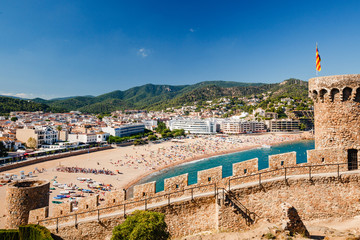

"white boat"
[262,145,271,149]
[60,190,70,195]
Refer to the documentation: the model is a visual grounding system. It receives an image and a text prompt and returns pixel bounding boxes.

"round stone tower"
[5,180,49,229]
[309,74,360,151]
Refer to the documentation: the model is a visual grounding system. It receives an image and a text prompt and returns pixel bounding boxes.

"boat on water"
[262,145,271,149]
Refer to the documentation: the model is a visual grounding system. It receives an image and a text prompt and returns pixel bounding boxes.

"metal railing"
[38,161,349,232]
[38,182,217,232]
[228,162,347,191]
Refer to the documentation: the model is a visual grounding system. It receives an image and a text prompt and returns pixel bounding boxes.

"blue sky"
[0,0,359,99]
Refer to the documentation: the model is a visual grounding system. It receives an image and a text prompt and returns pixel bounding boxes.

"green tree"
[97,114,103,121]
[0,142,8,157]
[299,123,307,131]
[155,121,167,133]
[10,117,18,122]
[111,210,170,240]
[27,137,37,149]
[148,135,157,141]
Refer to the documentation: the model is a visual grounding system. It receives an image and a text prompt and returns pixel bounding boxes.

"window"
[319,89,327,102]
[343,87,352,101]
[330,88,340,102]
[244,169,247,174]
[281,161,284,166]
[355,88,360,102]
[176,184,179,189]
[208,177,211,182]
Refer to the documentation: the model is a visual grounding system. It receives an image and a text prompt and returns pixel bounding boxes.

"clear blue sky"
[0,0,359,99]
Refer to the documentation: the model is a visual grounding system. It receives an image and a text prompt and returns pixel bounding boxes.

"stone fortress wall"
[27,147,350,223]
[26,151,360,240]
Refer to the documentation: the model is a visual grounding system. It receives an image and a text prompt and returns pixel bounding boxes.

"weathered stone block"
[28,206,49,224]
[269,152,296,170]
[77,194,99,212]
[233,158,258,176]
[104,190,124,206]
[197,166,222,185]
[133,181,156,199]
[164,173,188,192]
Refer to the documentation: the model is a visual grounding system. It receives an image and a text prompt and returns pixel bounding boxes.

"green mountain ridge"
[0,97,50,115]
[2,79,309,114]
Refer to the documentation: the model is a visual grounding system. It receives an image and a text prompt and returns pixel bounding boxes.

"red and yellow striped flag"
[316,44,321,71]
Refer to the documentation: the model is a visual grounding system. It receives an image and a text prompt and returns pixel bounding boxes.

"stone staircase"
[226,191,256,225]
[217,188,257,226]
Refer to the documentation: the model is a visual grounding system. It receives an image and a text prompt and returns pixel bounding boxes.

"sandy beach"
[0,132,306,228]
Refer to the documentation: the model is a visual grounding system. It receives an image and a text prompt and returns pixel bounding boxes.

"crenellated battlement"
[29,147,348,224]
[309,74,360,103]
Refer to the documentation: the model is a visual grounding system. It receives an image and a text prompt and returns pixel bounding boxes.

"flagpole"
[316,42,318,77]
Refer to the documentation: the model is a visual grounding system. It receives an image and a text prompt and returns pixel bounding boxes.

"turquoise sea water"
[136,140,315,192]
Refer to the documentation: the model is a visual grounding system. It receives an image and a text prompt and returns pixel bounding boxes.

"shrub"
[111,210,170,240]
[19,224,53,240]
[0,229,19,240]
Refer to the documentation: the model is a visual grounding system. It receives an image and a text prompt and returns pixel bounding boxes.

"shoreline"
[123,137,308,190]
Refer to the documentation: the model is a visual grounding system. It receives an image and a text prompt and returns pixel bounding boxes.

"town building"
[220,120,265,134]
[96,132,110,142]
[16,126,58,148]
[102,124,145,137]
[143,120,158,131]
[68,133,97,143]
[267,119,300,132]
[169,119,216,134]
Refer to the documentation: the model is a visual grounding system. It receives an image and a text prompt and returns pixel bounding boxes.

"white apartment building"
[143,120,158,131]
[96,132,110,142]
[16,126,58,148]
[68,133,97,143]
[102,124,145,137]
[169,119,216,134]
[221,120,265,134]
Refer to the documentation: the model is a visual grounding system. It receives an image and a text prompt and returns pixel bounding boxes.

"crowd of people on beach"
[56,166,116,175]
[109,134,303,171]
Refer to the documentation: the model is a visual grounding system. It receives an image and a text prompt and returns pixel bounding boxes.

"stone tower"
[5,180,49,228]
[309,74,360,169]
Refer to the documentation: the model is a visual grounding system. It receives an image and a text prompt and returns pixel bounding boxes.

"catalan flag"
[316,44,321,71]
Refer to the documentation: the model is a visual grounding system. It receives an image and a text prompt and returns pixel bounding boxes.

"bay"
[136,140,315,192]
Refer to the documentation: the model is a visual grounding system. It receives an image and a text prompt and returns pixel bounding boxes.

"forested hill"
[0,97,50,115]
[3,79,308,114]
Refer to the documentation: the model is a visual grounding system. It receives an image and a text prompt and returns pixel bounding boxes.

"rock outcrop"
[280,202,310,238]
